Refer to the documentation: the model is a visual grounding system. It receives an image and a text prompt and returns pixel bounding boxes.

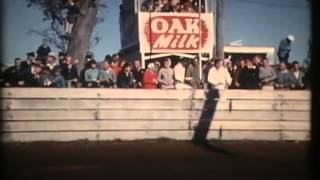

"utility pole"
[216,0,224,60]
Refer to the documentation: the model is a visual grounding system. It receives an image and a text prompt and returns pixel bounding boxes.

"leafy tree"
[26,0,106,70]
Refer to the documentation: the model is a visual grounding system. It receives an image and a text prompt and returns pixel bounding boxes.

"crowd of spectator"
[0,41,309,91]
[141,0,205,13]
[207,55,308,90]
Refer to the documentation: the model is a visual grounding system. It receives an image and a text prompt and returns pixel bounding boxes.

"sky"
[2,0,311,65]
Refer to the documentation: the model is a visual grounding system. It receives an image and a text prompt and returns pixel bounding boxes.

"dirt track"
[2,140,308,180]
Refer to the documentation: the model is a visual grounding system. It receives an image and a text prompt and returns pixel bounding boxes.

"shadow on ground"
[2,140,308,180]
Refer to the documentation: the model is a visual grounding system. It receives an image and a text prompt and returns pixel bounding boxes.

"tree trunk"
[216,0,224,60]
[67,0,99,72]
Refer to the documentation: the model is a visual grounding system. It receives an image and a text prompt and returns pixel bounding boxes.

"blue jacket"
[276,70,295,88]
[278,39,291,58]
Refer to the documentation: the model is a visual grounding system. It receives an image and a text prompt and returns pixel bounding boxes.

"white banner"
[139,12,215,53]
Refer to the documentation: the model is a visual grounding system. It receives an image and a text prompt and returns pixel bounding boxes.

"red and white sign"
[139,12,215,53]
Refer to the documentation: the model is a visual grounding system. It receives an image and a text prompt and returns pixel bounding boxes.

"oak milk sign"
[139,12,214,53]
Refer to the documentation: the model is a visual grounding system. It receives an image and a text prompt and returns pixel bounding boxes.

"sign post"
[139,12,215,80]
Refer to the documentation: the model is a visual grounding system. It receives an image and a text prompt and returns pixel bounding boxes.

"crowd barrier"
[0,88,310,141]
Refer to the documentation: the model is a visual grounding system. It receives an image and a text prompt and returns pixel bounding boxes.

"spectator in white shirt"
[207,59,232,90]
[173,61,185,83]
[174,59,192,89]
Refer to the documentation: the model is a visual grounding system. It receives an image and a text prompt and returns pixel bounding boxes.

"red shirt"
[143,70,158,89]
[112,66,121,75]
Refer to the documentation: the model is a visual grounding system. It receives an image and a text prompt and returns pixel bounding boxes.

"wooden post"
[141,53,146,69]
[198,0,202,81]
[199,53,202,81]
[216,0,224,60]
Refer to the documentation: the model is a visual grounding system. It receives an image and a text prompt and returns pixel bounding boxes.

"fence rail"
[1,88,311,142]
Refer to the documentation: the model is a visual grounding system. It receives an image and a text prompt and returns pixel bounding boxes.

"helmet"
[287,34,295,42]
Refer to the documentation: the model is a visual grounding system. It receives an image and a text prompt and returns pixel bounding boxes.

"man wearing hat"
[85,54,93,61]
[58,52,67,65]
[79,54,93,87]
[46,52,59,72]
[20,52,35,68]
[278,34,295,64]
[3,58,23,87]
[36,39,51,60]
[27,52,35,61]
[18,52,36,84]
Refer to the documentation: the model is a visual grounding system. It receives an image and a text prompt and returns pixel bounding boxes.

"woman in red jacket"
[143,63,158,89]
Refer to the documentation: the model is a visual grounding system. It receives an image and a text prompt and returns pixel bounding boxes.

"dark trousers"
[100,81,114,88]
[85,82,99,88]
